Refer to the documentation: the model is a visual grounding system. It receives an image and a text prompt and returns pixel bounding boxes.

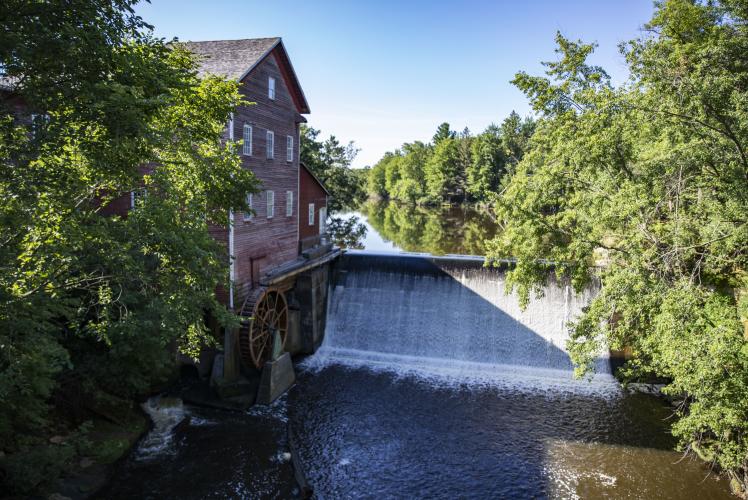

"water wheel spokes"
[238,287,289,369]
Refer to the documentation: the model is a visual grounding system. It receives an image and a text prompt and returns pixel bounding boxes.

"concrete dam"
[313,252,612,385]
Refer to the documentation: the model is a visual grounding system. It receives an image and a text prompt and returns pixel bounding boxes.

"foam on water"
[136,396,188,460]
[312,252,615,394]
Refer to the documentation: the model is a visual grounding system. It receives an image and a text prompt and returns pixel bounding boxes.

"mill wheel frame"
[238,286,289,370]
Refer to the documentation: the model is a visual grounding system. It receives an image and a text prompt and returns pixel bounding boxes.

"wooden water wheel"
[238,286,288,369]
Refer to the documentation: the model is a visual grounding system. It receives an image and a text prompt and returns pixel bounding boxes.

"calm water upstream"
[102,222,734,499]
[333,201,501,255]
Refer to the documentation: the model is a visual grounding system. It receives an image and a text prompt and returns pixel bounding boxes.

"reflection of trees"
[327,215,367,249]
[361,201,500,256]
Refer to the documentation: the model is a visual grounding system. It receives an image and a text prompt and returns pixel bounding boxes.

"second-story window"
[266,130,274,159]
[266,190,275,218]
[286,135,293,162]
[286,190,293,217]
[243,124,252,156]
[268,77,276,100]
[243,193,253,221]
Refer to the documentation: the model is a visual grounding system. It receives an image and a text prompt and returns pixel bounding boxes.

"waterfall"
[311,252,613,387]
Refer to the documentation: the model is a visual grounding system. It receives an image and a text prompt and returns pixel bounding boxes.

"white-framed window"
[266,130,274,159]
[286,135,293,162]
[268,77,276,100]
[286,190,293,217]
[319,207,327,234]
[308,203,315,226]
[243,193,253,221]
[243,124,252,156]
[266,190,274,218]
[131,188,147,208]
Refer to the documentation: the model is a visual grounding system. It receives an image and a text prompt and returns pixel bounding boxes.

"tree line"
[367,113,535,205]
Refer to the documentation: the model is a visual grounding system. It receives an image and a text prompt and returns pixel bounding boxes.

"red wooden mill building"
[182,38,338,379]
[2,37,337,396]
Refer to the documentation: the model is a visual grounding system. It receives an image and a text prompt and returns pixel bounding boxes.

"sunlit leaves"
[487,0,748,488]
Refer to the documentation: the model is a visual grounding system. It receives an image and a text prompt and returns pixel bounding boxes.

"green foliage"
[432,122,456,144]
[488,0,748,489]
[300,124,364,212]
[368,117,534,205]
[0,0,258,493]
[425,137,462,202]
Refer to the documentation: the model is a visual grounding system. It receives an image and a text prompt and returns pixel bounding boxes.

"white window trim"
[131,188,147,209]
[268,77,276,100]
[308,203,315,226]
[286,135,293,163]
[243,193,253,221]
[266,190,275,218]
[266,130,274,159]
[319,207,327,234]
[243,124,252,156]
[286,191,293,217]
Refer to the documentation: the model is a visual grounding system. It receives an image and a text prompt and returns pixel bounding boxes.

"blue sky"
[136,0,655,168]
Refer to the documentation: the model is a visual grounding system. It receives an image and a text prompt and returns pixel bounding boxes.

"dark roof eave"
[300,162,331,196]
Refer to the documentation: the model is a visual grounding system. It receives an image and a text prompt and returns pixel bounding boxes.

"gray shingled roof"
[178,38,280,80]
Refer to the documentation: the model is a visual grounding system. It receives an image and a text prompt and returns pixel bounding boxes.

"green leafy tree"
[392,141,431,203]
[367,117,533,205]
[424,137,461,202]
[468,125,504,200]
[432,122,456,144]
[384,152,404,196]
[499,111,535,176]
[488,1,748,493]
[300,124,364,212]
[367,153,392,199]
[0,0,257,493]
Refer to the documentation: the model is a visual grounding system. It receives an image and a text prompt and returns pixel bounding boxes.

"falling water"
[311,252,612,388]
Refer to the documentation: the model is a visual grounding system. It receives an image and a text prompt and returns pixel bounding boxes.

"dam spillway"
[313,252,611,385]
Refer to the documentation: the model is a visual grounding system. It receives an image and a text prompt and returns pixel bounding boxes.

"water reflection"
[326,215,367,250]
[544,439,727,499]
[337,201,501,256]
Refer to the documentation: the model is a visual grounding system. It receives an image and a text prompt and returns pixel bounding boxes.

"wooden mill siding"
[299,163,329,243]
[212,43,308,305]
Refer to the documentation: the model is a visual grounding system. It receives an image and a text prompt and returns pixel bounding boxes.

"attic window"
[268,77,276,100]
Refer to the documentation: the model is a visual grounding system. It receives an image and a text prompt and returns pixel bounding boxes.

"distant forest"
[367,112,535,205]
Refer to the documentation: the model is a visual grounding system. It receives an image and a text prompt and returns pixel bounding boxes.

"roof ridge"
[180,37,280,44]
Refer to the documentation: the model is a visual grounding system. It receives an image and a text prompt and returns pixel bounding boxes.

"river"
[101,208,734,499]
[331,201,501,255]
